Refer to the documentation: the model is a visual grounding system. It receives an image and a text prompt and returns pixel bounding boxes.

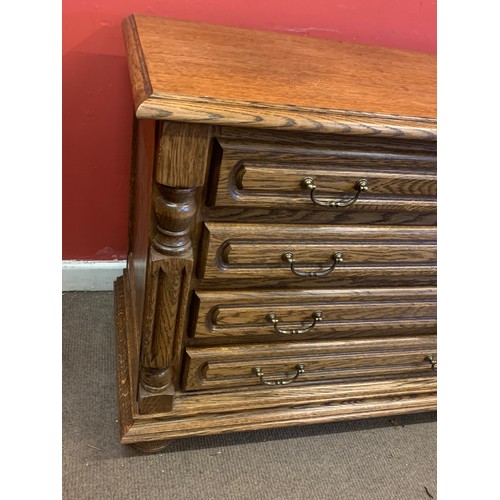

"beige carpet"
[62,291,437,500]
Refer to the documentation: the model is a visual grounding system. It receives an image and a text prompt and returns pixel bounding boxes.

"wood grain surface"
[151,184,197,256]
[211,133,436,212]
[199,222,436,283]
[116,273,435,443]
[217,126,437,153]
[127,119,156,345]
[148,376,437,420]
[184,335,436,390]
[190,287,436,341]
[155,121,213,188]
[117,14,438,448]
[114,274,137,439]
[203,205,437,226]
[123,391,437,443]
[116,273,436,443]
[138,251,193,413]
[122,15,436,138]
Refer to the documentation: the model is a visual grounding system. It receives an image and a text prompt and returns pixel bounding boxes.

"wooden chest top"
[122,14,436,139]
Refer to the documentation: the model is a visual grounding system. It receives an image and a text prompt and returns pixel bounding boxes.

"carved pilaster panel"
[138,178,197,415]
[138,249,193,414]
[135,123,212,415]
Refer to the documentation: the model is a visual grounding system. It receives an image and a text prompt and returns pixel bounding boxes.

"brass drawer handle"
[253,364,305,386]
[302,177,369,207]
[425,355,437,371]
[282,251,343,277]
[266,311,323,334]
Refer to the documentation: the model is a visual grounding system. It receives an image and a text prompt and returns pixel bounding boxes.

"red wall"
[62,0,436,261]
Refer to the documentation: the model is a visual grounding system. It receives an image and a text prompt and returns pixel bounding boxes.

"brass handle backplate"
[282,251,343,277]
[302,177,368,207]
[425,355,437,371]
[266,311,323,335]
[252,364,305,386]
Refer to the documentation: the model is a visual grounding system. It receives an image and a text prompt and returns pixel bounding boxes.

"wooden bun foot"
[132,439,171,453]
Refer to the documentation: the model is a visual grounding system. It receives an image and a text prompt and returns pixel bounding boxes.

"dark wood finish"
[155,376,436,420]
[124,394,436,442]
[231,164,436,200]
[115,14,437,449]
[218,126,437,153]
[151,185,197,255]
[126,119,157,394]
[199,222,436,284]
[211,134,436,213]
[184,336,436,391]
[117,272,436,442]
[114,274,137,439]
[138,251,192,413]
[122,15,436,138]
[190,287,436,342]
[204,205,437,226]
[117,275,435,421]
[135,121,212,414]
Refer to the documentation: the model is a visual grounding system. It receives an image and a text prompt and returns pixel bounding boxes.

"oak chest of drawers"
[114,14,437,452]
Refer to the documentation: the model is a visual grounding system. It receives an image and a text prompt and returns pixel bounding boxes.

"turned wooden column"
[138,122,211,414]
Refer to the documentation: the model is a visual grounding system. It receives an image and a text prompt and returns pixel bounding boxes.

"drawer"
[208,137,436,213]
[190,288,437,342]
[198,222,436,285]
[183,336,437,391]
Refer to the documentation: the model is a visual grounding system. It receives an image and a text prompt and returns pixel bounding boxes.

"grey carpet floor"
[62,291,437,500]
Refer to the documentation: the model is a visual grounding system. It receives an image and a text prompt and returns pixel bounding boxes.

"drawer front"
[183,336,437,391]
[209,137,436,213]
[191,288,436,341]
[198,223,436,284]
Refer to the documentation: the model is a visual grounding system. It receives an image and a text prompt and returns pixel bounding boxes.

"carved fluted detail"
[139,182,197,414]
[138,253,193,414]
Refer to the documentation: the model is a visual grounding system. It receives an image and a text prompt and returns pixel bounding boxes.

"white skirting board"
[62,260,126,291]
